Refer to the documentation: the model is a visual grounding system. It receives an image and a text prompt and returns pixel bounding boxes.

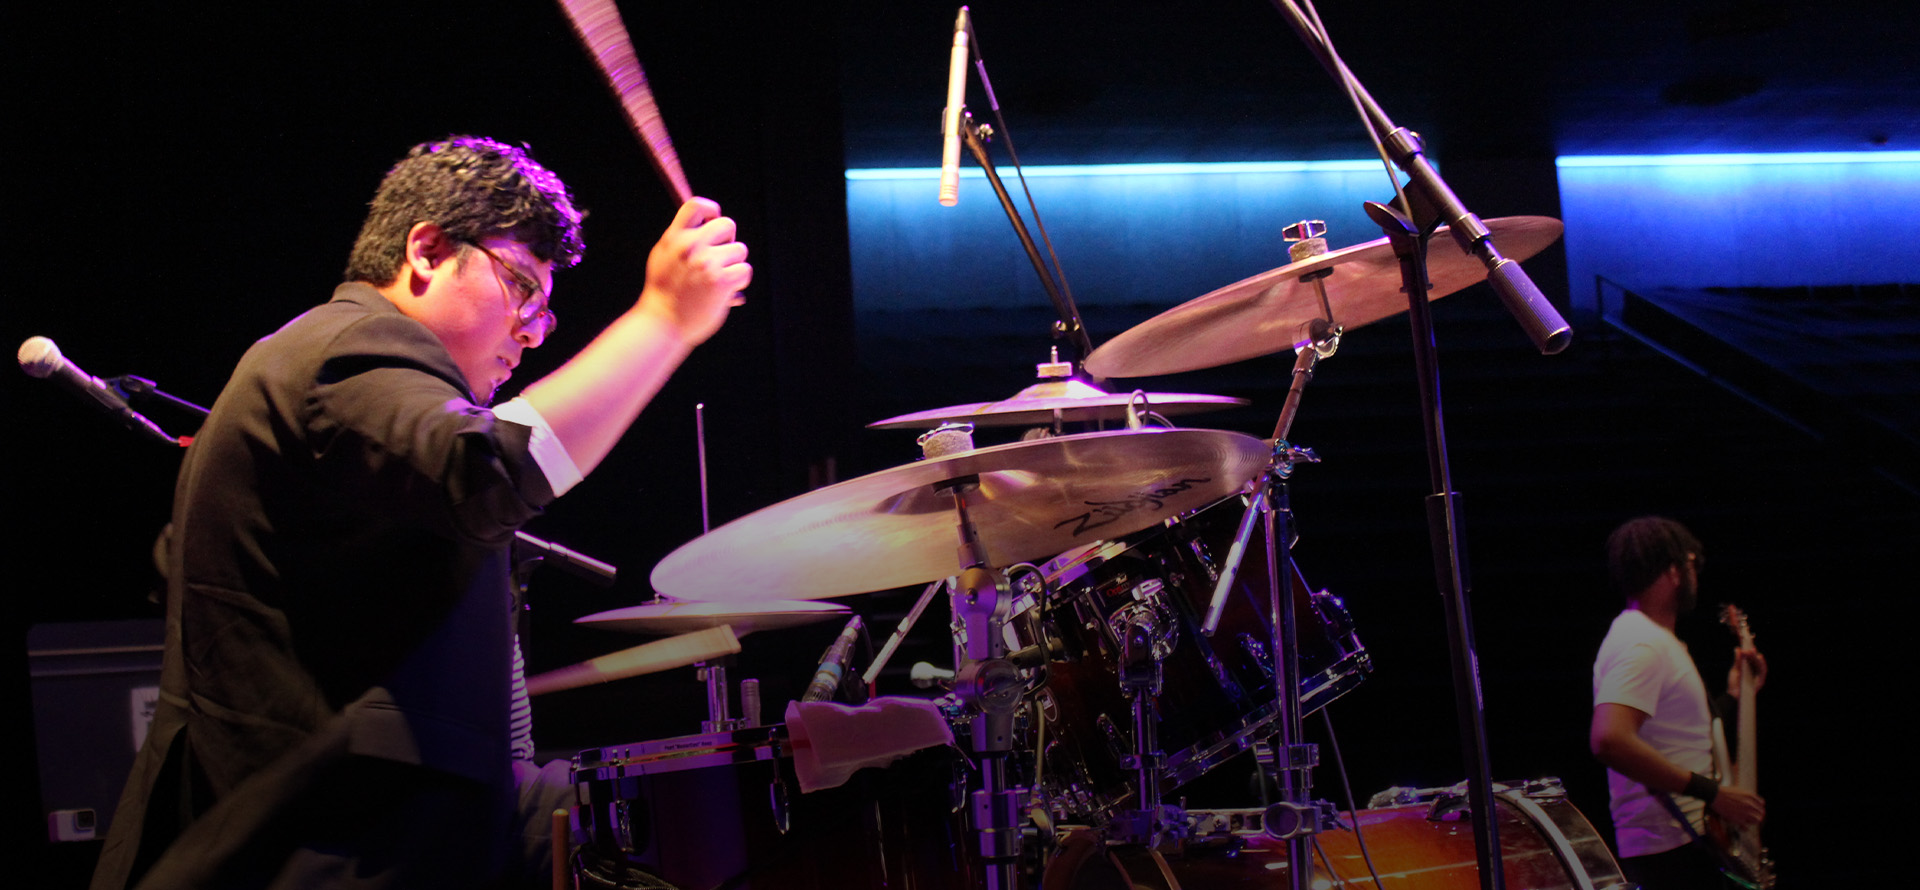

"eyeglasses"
[467,242,556,336]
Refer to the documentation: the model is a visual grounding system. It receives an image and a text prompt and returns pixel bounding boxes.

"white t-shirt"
[1593,608,1715,857]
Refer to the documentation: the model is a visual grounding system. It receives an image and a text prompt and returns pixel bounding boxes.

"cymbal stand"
[691,401,750,733]
[1197,295,1334,890]
[942,475,1026,890]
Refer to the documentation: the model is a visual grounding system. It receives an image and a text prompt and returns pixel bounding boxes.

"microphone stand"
[958,116,1096,368]
[108,374,211,420]
[1264,0,1570,356]
[1261,3,1576,888]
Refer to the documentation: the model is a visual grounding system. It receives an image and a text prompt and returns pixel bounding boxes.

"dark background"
[9,0,1915,883]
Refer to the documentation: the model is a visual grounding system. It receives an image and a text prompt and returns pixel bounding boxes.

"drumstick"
[526,624,741,696]
[553,0,693,204]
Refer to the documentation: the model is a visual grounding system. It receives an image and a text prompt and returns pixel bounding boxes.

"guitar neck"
[1724,604,1759,792]
[1733,661,1757,790]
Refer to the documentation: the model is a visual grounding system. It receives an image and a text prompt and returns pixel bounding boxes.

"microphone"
[937,6,971,207]
[18,336,180,447]
[512,531,619,586]
[801,615,864,703]
[910,661,956,690]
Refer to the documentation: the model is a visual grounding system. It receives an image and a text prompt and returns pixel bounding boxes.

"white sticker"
[130,686,160,752]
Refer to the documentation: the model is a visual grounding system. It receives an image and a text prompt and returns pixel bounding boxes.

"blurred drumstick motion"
[552,0,745,307]
[526,624,741,696]
[553,0,691,203]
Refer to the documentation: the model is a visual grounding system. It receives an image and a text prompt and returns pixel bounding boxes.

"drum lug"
[610,798,643,854]
[768,775,792,835]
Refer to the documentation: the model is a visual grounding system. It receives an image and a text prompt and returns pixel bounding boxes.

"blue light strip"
[1557,151,1920,168]
[845,159,1385,180]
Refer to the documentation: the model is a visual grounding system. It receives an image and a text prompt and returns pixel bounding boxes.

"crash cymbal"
[868,377,1249,429]
[576,599,851,636]
[651,427,1270,601]
[1084,216,1563,379]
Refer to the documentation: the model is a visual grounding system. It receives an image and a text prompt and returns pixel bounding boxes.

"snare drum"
[1115,778,1629,890]
[1030,494,1371,816]
[573,726,971,890]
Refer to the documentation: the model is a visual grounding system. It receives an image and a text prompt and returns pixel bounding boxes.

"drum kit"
[547,216,1630,890]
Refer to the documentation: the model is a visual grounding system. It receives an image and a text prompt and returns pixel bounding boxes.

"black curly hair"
[344,135,585,285]
[1605,516,1702,600]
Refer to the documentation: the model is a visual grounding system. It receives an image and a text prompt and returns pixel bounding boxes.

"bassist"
[1590,517,1767,889]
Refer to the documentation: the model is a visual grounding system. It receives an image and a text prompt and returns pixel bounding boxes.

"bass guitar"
[1707,604,1776,889]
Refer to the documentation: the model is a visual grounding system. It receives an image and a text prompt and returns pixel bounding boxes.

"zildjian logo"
[1053,478,1211,536]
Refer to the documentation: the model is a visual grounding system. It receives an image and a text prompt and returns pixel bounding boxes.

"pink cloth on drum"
[784,697,955,792]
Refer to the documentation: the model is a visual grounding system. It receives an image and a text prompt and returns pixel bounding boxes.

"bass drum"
[1029,493,1371,817]
[1113,778,1629,890]
[572,726,973,890]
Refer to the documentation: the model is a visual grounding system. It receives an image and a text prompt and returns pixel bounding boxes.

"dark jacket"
[93,284,555,889]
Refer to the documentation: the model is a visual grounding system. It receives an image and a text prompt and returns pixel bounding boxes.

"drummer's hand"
[1710,785,1765,827]
[1726,647,1767,697]
[639,198,753,347]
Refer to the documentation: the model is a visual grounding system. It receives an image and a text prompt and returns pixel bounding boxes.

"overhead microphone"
[937,6,971,207]
[18,336,181,447]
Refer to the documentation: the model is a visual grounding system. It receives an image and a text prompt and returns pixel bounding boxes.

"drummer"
[92,136,751,890]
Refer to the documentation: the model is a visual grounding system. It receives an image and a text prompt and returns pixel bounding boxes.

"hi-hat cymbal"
[651,427,1270,602]
[576,599,851,636]
[1084,216,1563,379]
[868,377,1248,429]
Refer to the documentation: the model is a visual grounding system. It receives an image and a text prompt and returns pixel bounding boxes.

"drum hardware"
[699,657,743,733]
[942,473,1028,890]
[1174,283,1340,887]
[1027,494,1372,816]
[1096,606,1185,850]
